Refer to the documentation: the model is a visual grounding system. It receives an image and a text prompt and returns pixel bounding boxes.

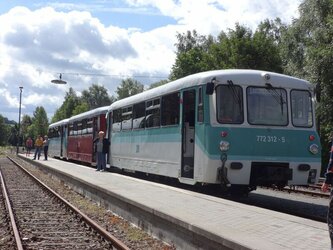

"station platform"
[17,154,330,250]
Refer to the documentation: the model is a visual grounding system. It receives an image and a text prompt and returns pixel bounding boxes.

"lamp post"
[16,86,23,155]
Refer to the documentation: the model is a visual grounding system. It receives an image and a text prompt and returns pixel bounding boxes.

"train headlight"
[219,140,230,152]
[309,144,319,154]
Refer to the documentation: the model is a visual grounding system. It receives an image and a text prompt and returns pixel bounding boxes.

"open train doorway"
[181,89,196,179]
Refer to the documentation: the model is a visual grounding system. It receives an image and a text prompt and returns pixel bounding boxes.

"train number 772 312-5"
[256,135,286,143]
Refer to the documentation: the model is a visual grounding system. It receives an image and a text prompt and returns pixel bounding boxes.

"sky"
[0,0,303,122]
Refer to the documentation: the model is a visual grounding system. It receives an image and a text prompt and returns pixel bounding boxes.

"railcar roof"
[68,106,109,123]
[109,69,312,111]
[49,118,69,128]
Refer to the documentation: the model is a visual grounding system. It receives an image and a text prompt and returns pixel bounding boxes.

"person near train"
[93,131,110,172]
[25,137,33,156]
[43,135,49,160]
[321,138,333,249]
[33,135,43,160]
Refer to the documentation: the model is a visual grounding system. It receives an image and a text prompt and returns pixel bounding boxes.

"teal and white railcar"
[107,69,321,192]
[48,118,69,159]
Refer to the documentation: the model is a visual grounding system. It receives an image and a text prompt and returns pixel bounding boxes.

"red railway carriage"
[67,106,109,165]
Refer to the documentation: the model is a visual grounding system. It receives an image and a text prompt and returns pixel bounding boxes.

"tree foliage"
[278,0,333,169]
[31,106,48,138]
[7,124,18,146]
[51,88,80,123]
[170,30,213,80]
[81,84,114,110]
[51,85,115,123]
[148,79,169,90]
[0,115,10,146]
[170,24,283,80]
[115,78,144,100]
[21,115,32,140]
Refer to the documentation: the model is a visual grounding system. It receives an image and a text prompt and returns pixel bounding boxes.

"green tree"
[31,106,49,138]
[7,124,18,146]
[72,101,89,116]
[52,88,80,123]
[81,84,114,110]
[170,30,213,80]
[148,79,169,89]
[170,24,283,80]
[0,115,10,146]
[21,114,33,140]
[116,78,144,100]
[210,23,282,72]
[279,0,333,171]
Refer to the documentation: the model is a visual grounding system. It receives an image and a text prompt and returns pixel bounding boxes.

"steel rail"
[0,170,24,250]
[270,186,330,198]
[7,156,130,250]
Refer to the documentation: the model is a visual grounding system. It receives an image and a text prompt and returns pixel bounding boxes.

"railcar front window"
[216,85,243,124]
[112,109,122,132]
[247,87,288,126]
[291,90,313,127]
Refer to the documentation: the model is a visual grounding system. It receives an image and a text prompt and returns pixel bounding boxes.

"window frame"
[216,84,244,124]
[246,86,288,126]
[290,89,313,128]
[161,92,180,127]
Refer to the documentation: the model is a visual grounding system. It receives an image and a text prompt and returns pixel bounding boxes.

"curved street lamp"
[16,86,23,155]
[51,73,67,84]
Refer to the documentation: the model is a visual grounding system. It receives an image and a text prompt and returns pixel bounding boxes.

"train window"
[112,109,122,132]
[291,90,313,127]
[146,98,160,128]
[161,92,179,126]
[133,102,146,129]
[48,128,57,138]
[69,124,74,135]
[87,119,93,134]
[216,85,244,124]
[82,119,87,134]
[197,88,204,123]
[122,106,133,130]
[247,86,287,126]
[77,122,82,135]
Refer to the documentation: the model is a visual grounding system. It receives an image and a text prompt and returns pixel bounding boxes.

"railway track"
[0,170,17,250]
[282,185,330,198]
[258,179,330,199]
[0,156,129,250]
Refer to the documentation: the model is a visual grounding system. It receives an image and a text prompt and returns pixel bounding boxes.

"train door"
[106,112,112,165]
[181,89,196,178]
[62,124,68,159]
[92,117,98,163]
[60,125,64,157]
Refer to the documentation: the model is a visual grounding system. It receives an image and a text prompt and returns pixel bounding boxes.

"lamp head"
[51,73,67,84]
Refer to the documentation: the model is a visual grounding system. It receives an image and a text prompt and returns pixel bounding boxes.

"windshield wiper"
[227,80,242,112]
[265,83,286,114]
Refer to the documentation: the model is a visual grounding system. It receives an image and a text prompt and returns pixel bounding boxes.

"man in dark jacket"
[93,131,110,172]
[322,139,333,249]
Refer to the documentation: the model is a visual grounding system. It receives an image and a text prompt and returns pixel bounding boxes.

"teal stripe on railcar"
[195,126,321,162]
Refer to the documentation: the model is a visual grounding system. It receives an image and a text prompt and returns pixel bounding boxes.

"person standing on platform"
[321,138,333,250]
[43,135,49,160]
[33,135,43,160]
[93,131,110,172]
[25,137,33,156]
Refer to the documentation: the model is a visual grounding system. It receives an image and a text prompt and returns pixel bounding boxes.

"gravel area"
[8,154,175,250]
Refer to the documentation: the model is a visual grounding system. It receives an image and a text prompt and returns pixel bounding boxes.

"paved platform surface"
[19,155,331,250]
